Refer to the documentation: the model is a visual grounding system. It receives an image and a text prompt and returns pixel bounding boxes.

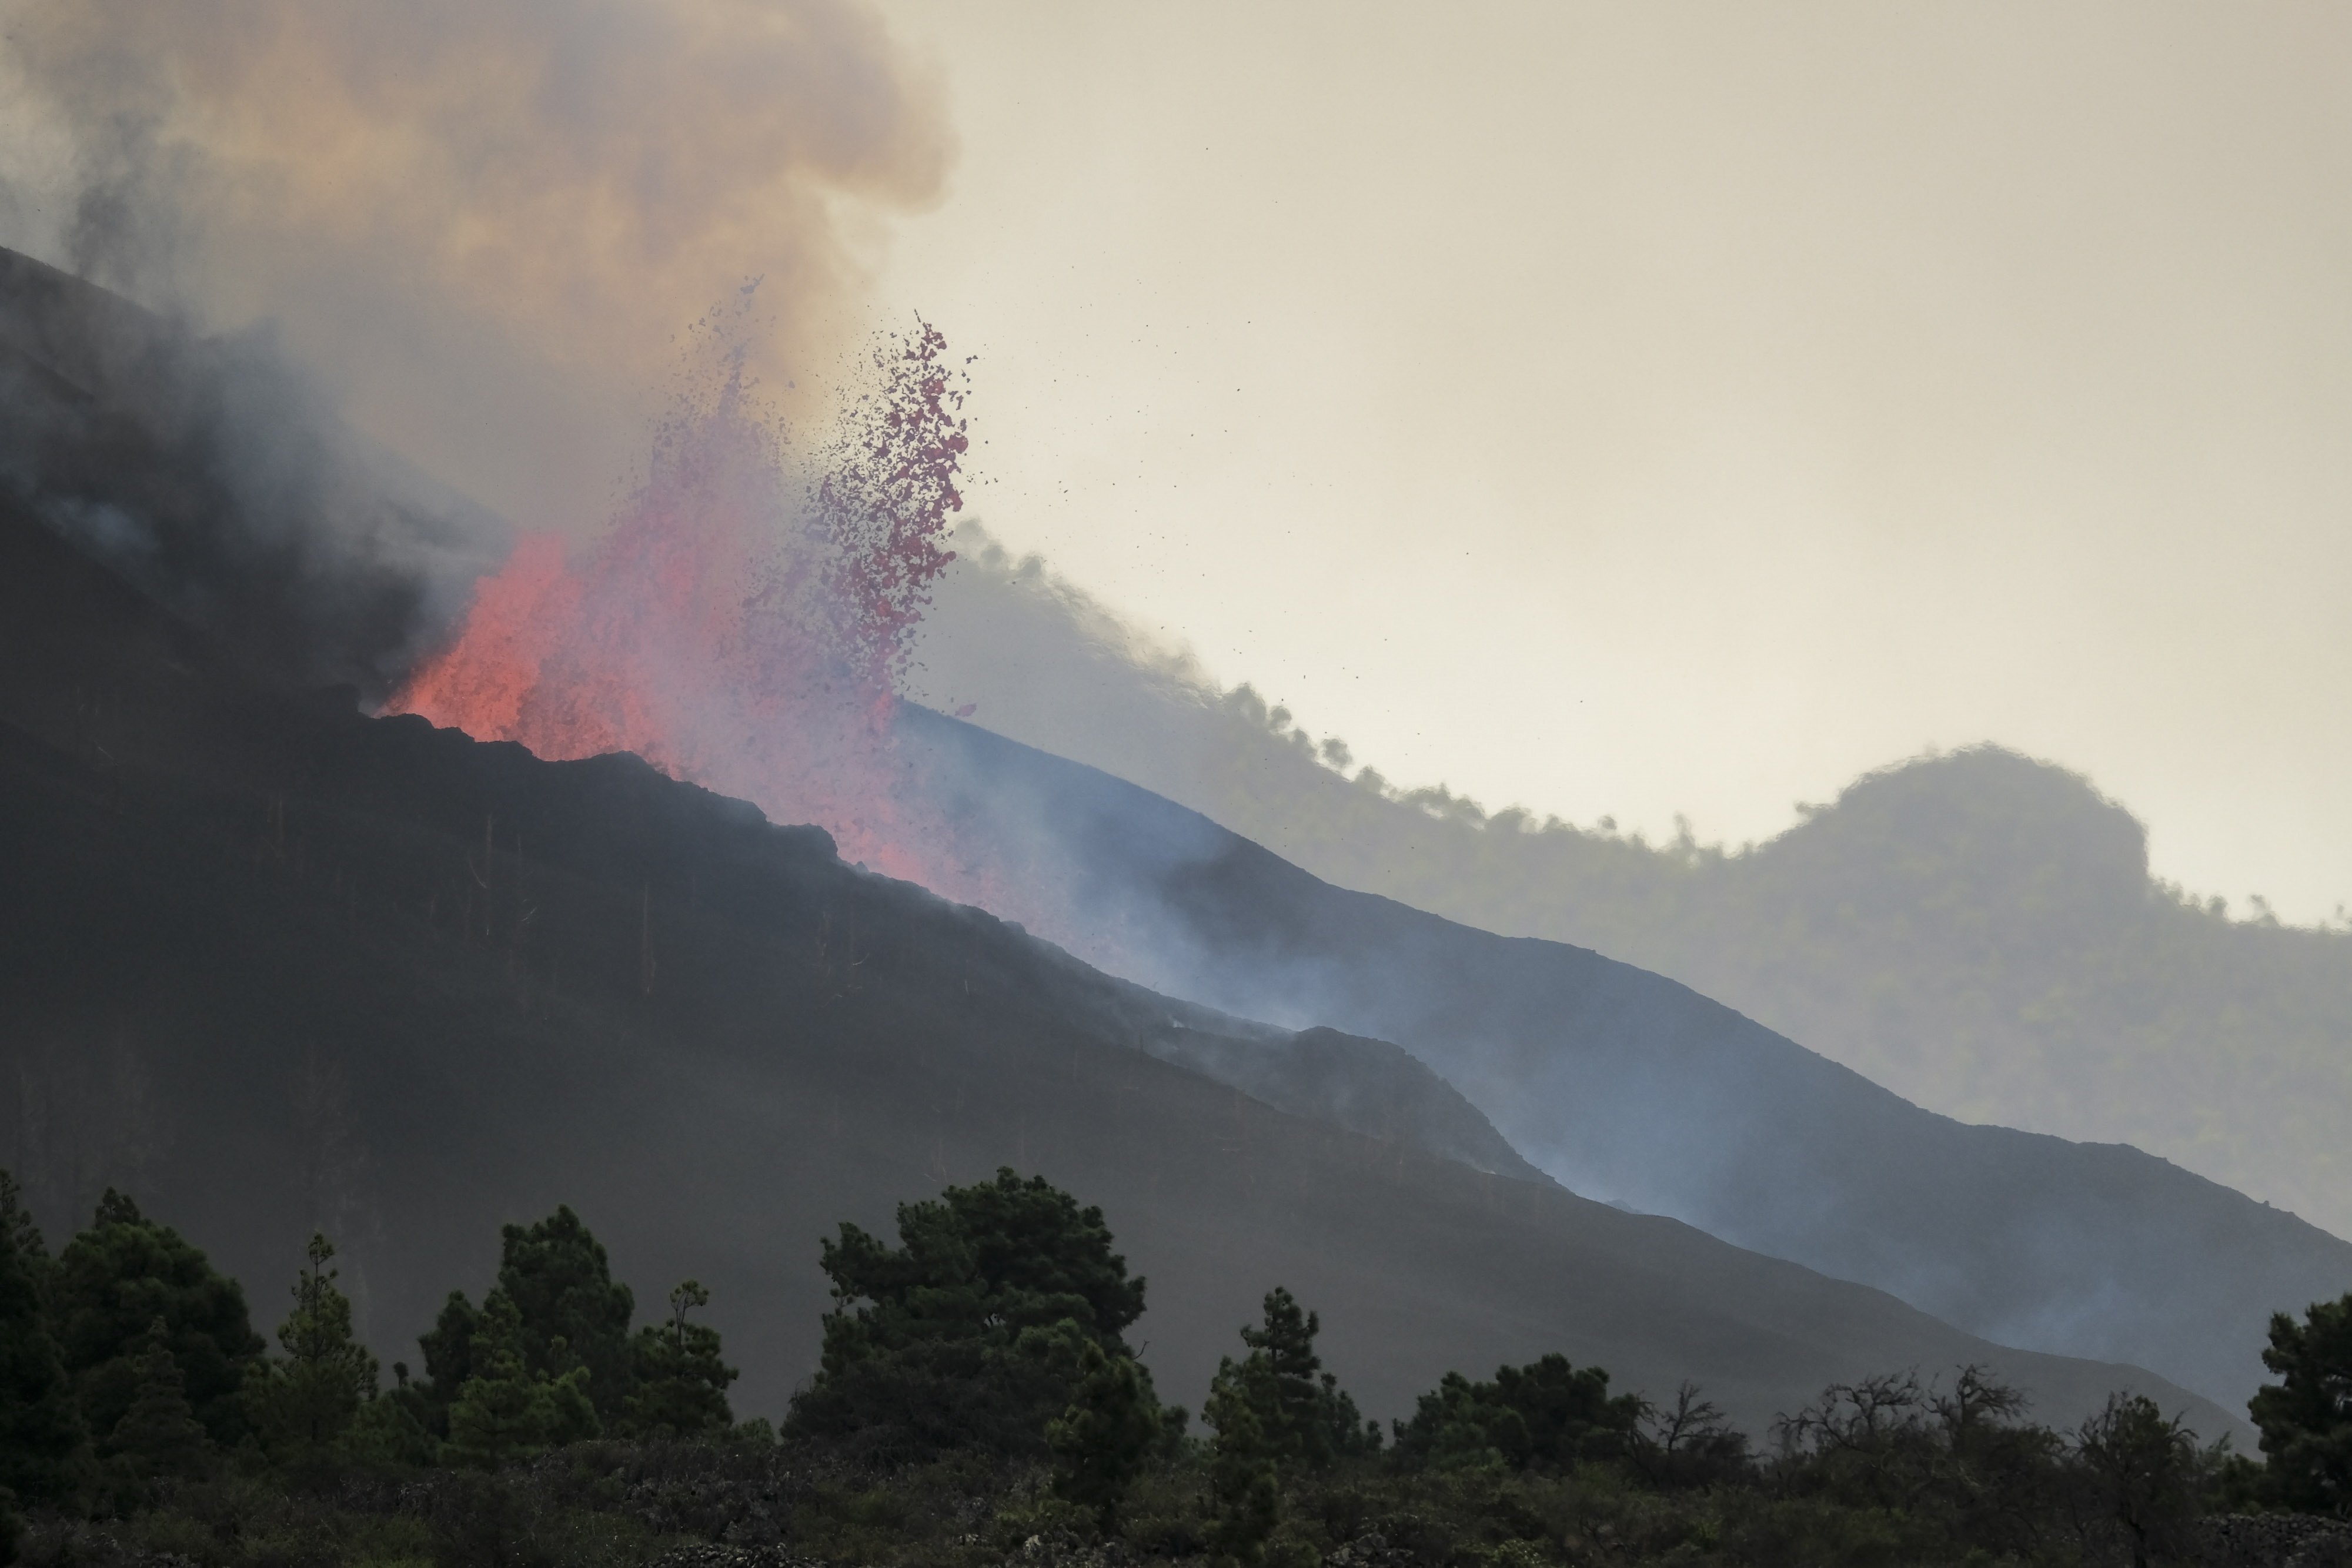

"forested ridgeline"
[4,1168,2348,1568]
[917,537,2352,1239]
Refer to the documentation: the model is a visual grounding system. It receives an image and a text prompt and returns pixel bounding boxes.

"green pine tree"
[414,1289,481,1436]
[1210,1288,1366,1471]
[1204,1288,1371,1562]
[1392,1353,1642,1472]
[789,1169,1150,1457]
[492,1208,637,1423]
[624,1281,738,1438]
[53,1189,263,1448]
[2247,1291,2352,1515]
[105,1318,209,1484]
[445,1294,599,1467]
[344,1378,440,1469]
[242,1233,380,1464]
[1047,1337,1164,1532]
[0,1179,84,1506]
[0,1172,46,1286]
[1202,1383,1281,1566]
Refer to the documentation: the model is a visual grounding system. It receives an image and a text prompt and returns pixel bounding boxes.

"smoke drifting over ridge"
[907,534,2352,1246]
[0,246,509,697]
[0,0,952,536]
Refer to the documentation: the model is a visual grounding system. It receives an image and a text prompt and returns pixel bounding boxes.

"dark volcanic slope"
[0,502,2235,1441]
[0,245,504,700]
[896,707,2352,1414]
[1138,1024,1543,1183]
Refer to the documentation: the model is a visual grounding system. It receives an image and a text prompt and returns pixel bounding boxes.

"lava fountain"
[390,310,980,888]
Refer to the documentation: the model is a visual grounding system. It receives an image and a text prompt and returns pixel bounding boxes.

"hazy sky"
[868,2,2352,922]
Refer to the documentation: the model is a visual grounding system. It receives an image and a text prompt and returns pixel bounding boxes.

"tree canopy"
[625,1279,738,1439]
[1204,1287,1375,1563]
[49,1191,262,1449]
[788,1168,1151,1457]
[491,1205,637,1421]
[241,1234,380,1465]
[0,1186,82,1506]
[2249,1291,2352,1516]
[1392,1352,1642,1472]
[0,1166,2338,1568]
[444,1292,600,1467]
[106,1318,209,1490]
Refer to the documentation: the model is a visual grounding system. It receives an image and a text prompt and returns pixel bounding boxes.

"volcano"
[0,245,2264,1442]
[0,482,2236,1445]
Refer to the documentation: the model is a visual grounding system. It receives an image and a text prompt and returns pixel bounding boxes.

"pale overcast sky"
[5,1,2346,921]
[870,1,2352,922]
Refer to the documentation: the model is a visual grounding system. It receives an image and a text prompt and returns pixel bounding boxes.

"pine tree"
[1204,1288,1371,1562]
[493,1208,636,1423]
[1211,1288,1364,1470]
[1202,1383,1280,1566]
[790,1169,1148,1456]
[415,1289,481,1436]
[53,1189,263,1447]
[0,1181,84,1506]
[106,1319,208,1483]
[344,1379,440,1469]
[1048,1338,1164,1532]
[445,1294,599,1468]
[624,1281,737,1438]
[2247,1291,2352,1515]
[242,1233,380,1464]
[0,1172,45,1283]
[1392,1353,1641,1472]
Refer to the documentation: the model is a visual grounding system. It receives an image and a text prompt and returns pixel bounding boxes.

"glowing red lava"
[391,316,975,887]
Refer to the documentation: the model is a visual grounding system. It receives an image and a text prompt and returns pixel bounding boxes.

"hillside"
[884,705,2352,1415]
[0,496,2236,1446]
[0,244,506,701]
[910,533,2352,1241]
[0,241,2285,1437]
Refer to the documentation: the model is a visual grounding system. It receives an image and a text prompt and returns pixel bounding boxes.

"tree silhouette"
[493,1206,637,1422]
[790,1169,1151,1458]
[625,1280,737,1438]
[52,1190,262,1447]
[2071,1393,2200,1568]
[2248,1291,2352,1516]
[1048,1338,1163,1532]
[106,1318,209,1486]
[241,1233,379,1463]
[445,1293,599,1468]
[1204,1288,1372,1561]
[0,1178,84,1506]
[415,1289,482,1435]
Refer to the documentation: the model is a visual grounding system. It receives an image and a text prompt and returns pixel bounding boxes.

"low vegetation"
[1,1166,2346,1568]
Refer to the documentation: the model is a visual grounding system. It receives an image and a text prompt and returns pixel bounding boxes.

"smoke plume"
[389,303,974,878]
[0,0,953,536]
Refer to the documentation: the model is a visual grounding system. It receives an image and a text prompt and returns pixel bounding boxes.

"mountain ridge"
[0,487,2241,1444]
[911,530,2352,1239]
[888,704,2352,1412]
